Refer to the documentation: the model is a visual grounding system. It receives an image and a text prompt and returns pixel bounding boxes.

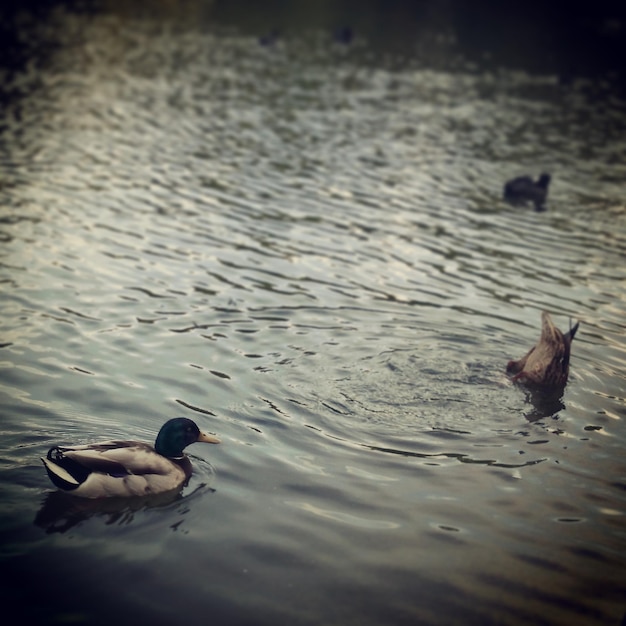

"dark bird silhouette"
[507,311,579,389]
[503,173,551,211]
[333,26,353,45]
[259,29,280,47]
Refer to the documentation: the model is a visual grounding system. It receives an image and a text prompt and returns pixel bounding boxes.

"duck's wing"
[506,346,535,376]
[42,440,188,498]
[55,440,177,477]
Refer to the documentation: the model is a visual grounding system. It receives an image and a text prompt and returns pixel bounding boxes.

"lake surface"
[1,3,625,625]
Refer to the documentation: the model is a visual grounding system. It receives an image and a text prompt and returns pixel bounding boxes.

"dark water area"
[1,1,625,625]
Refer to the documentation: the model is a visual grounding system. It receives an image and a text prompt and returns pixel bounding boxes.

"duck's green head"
[155,417,221,458]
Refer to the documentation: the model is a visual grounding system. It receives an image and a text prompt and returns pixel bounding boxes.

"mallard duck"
[507,311,579,388]
[503,173,551,211]
[41,418,220,499]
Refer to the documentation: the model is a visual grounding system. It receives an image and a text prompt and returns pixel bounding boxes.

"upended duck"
[507,311,579,388]
[41,417,220,499]
[503,173,551,211]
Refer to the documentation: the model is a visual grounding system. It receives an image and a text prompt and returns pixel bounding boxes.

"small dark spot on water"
[568,546,611,563]
[438,525,461,532]
[333,26,353,45]
[69,366,95,375]
[126,287,172,299]
[51,612,90,624]
[175,399,216,416]
[258,29,281,47]
[136,317,165,324]
[514,553,568,573]
[253,365,273,372]
[201,332,228,341]
[425,529,466,546]
[322,401,350,415]
[288,398,307,406]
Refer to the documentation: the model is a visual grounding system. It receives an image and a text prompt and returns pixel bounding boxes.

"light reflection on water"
[1,5,625,626]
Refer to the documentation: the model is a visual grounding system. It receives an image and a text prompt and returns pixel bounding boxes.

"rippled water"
[1,5,625,625]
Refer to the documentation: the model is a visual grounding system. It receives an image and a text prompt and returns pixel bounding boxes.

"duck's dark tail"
[565,320,579,343]
[41,448,89,491]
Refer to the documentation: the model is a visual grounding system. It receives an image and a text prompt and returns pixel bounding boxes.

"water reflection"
[364,443,547,469]
[34,482,214,534]
[519,386,567,422]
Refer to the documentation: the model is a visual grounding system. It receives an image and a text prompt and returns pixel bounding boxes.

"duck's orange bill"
[198,432,221,444]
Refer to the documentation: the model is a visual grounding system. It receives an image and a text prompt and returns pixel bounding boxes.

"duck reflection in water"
[503,172,551,211]
[520,387,567,422]
[34,484,212,534]
[507,311,579,421]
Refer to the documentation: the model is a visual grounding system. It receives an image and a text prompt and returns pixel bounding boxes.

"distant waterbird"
[503,173,551,211]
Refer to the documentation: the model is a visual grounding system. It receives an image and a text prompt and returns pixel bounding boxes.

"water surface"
[1,4,625,625]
